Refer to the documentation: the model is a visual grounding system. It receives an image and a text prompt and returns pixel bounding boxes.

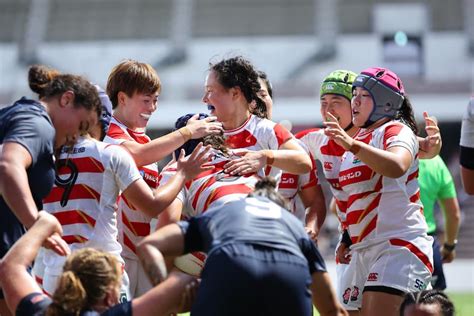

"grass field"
[177,292,474,315]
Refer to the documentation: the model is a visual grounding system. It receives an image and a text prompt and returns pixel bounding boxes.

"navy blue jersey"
[178,196,326,274]
[0,98,55,258]
[16,292,132,316]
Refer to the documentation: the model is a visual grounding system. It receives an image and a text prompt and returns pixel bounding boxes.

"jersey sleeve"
[437,158,457,199]
[15,292,52,316]
[178,217,205,253]
[107,145,142,192]
[3,111,54,165]
[299,238,327,274]
[382,123,418,159]
[273,124,293,148]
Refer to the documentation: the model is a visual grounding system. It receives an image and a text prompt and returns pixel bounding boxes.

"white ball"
[174,252,207,277]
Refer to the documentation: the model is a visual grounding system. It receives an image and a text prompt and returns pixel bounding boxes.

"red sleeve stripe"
[107,123,134,141]
[406,169,419,183]
[346,193,381,225]
[335,199,347,213]
[410,190,421,203]
[351,214,378,244]
[43,184,100,203]
[389,238,434,273]
[57,157,105,174]
[53,210,96,227]
[274,124,293,147]
[203,184,253,211]
[62,235,88,245]
[383,124,404,150]
[295,128,320,139]
[121,212,150,237]
[35,275,43,285]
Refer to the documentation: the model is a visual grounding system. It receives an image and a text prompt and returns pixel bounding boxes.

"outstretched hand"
[176,142,214,180]
[186,114,223,139]
[323,113,354,151]
[223,149,266,175]
[419,111,441,156]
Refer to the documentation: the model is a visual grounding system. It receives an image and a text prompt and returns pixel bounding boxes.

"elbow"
[294,153,312,174]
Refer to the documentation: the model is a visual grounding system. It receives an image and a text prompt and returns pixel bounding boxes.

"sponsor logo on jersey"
[279,173,298,189]
[323,161,333,171]
[339,170,362,182]
[367,272,378,282]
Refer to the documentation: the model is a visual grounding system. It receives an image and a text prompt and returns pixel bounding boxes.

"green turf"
[177,292,474,315]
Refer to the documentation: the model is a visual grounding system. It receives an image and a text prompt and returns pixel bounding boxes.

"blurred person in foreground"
[399,290,454,316]
[139,177,348,316]
[460,97,474,194]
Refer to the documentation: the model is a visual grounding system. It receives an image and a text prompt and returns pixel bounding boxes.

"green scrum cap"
[320,70,357,101]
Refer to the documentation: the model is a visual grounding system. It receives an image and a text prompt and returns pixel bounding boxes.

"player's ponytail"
[45,248,121,316]
[249,177,290,210]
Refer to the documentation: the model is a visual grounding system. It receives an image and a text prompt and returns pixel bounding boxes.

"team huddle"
[0,55,470,316]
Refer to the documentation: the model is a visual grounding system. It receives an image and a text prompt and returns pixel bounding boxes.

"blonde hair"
[45,248,121,316]
[106,59,161,109]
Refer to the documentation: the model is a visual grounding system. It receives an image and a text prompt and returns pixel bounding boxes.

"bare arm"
[223,138,312,176]
[122,144,212,218]
[0,212,69,313]
[0,142,38,228]
[120,116,222,167]
[156,199,184,230]
[311,271,348,316]
[460,166,474,195]
[300,185,327,239]
[137,224,186,284]
[439,197,461,263]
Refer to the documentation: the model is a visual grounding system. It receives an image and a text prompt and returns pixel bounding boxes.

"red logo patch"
[367,272,379,282]
[323,161,333,170]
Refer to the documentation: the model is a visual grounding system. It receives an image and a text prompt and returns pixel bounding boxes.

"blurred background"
[0,0,472,310]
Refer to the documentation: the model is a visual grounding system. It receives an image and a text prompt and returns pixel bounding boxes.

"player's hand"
[176,143,214,180]
[305,226,318,242]
[223,149,265,175]
[324,113,354,151]
[177,278,200,313]
[419,111,441,157]
[336,242,351,264]
[441,247,456,264]
[186,114,223,139]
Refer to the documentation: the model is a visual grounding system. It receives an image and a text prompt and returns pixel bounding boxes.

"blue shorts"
[430,236,447,290]
[191,243,313,316]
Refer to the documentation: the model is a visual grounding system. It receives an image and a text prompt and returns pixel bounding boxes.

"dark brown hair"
[28,64,101,118]
[106,59,161,109]
[395,95,418,135]
[209,56,268,119]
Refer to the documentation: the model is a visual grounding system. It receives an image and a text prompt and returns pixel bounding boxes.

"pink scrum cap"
[353,67,405,127]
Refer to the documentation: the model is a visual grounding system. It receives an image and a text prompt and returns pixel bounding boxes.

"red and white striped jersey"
[338,121,426,248]
[104,117,159,259]
[42,137,141,270]
[160,149,260,218]
[299,128,352,229]
[223,115,293,183]
[278,136,318,221]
